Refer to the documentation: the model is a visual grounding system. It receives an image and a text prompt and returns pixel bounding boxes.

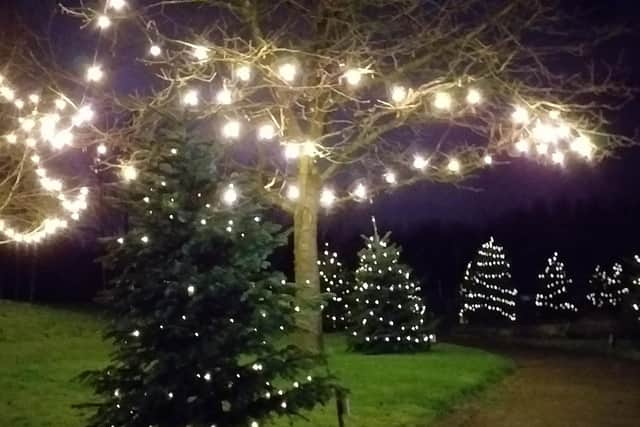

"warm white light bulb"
[86,65,104,82]
[97,143,107,155]
[390,85,407,104]
[551,150,565,165]
[570,135,594,159]
[278,63,297,82]
[192,46,209,60]
[235,65,252,82]
[257,123,276,140]
[222,120,240,139]
[149,45,162,57]
[284,143,300,160]
[536,143,549,155]
[72,105,95,126]
[54,98,66,110]
[122,165,138,181]
[28,94,40,104]
[21,118,36,132]
[466,88,481,105]
[107,0,126,11]
[97,15,112,29]
[433,92,452,110]
[343,68,362,86]
[320,188,336,207]
[353,183,367,200]
[287,184,300,200]
[483,154,493,165]
[182,90,199,106]
[51,129,74,149]
[384,171,397,184]
[413,154,428,170]
[222,184,238,205]
[447,158,461,173]
[515,139,529,153]
[216,87,233,105]
[5,133,17,144]
[511,106,529,124]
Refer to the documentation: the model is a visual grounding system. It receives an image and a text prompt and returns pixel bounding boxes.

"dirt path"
[434,346,640,427]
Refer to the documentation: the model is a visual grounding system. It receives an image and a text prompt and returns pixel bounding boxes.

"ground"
[0,301,510,427]
[434,345,640,427]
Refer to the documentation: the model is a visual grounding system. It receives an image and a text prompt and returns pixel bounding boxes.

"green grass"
[0,301,512,427]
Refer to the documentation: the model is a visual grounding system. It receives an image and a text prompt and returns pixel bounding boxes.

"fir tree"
[319,242,352,332]
[459,237,517,323]
[586,262,629,310]
[535,252,578,316]
[83,119,333,427]
[349,218,431,353]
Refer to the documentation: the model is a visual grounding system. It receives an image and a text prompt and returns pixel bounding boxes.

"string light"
[466,88,482,105]
[192,46,209,60]
[221,120,241,139]
[412,154,428,170]
[343,68,363,86]
[390,85,408,104]
[5,133,17,144]
[483,154,493,165]
[257,123,276,140]
[433,92,452,110]
[107,0,127,11]
[54,98,66,110]
[286,184,300,200]
[149,44,162,57]
[86,65,104,82]
[97,15,112,30]
[182,90,199,106]
[97,143,107,155]
[384,171,397,184]
[551,150,564,165]
[447,158,461,173]
[570,135,594,159]
[535,252,578,313]
[216,87,233,105]
[122,165,138,181]
[235,65,252,82]
[278,63,298,82]
[515,139,529,153]
[353,183,367,200]
[511,106,530,124]
[320,188,336,207]
[222,184,238,205]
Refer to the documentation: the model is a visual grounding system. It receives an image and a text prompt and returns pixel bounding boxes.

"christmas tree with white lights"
[535,252,578,316]
[460,237,517,323]
[623,255,640,339]
[587,262,629,311]
[349,218,431,353]
[319,242,352,332]
[81,117,334,427]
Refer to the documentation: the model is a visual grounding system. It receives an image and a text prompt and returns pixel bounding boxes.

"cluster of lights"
[587,263,629,309]
[318,243,352,331]
[460,237,518,322]
[0,76,94,243]
[535,252,578,313]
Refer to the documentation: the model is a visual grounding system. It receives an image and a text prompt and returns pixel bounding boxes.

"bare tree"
[66,0,636,351]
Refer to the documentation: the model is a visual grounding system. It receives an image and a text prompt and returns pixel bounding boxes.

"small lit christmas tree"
[586,262,629,310]
[622,255,640,338]
[535,252,578,316]
[82,118,334,427]
[319,242,352,332]
[459,237,517,323]
[349,218,431,353]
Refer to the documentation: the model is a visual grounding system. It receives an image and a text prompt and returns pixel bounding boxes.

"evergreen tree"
[349,218,431,353]
[535,252,578,316]
[459,237,517,323]
[83,119,333,427]
[319,242,352,332]
[586,262,629,310]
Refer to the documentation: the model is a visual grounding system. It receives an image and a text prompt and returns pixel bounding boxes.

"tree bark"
[293,157,323,353]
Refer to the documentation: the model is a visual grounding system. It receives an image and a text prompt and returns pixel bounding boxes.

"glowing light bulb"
[86,65,104,82]
[216,87,233,105]
[14,99,24,109]
[221,120,240,139]
[97,15,111,29]
[384,171,397,184]
[182,90,199,106]
[413,154,428,170]
[192,46,209,60]
[122,165,138,181]
[278,63,297,82]
[97,143,107,155]
[287,184,300,200]
[549,110,561,120]
[5,133,17,144]
[28,94,40,104]
[149,45,162,57]
[515,139,529,153]
[320,188,336,207]
[54,98,66,110]
[511,106,529,124]
[51,129,74,149]
[107,0,126,10]
[570,135,594,159]
[235,65,252,82]
[140,235,149,244]
[222,184,238,205]
[433,92,452,110]
[257,123,276,140]
[21,118,36,132]
[284,143,300,160]
[353,183,367,200]
[72,105,94,126]
[466,88,481,105]
[343,68,363,86]
[536,143,549,155]
[390,85,407,104]
[0,86,15,100]
[447,158,461,173]
[483,154,493,165]
[551,150,565,165]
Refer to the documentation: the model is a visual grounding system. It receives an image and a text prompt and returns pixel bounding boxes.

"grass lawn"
[0,300,513,427]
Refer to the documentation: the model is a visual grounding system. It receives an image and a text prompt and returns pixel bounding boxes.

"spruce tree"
[319,242,352,332]
[349,218,431,353]
[586,262,629,310]
[459,237,517,323]
[535,252,578,316]
[83,118,333,427]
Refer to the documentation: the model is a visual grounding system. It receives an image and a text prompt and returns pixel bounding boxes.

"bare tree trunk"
[293,157,323,353]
